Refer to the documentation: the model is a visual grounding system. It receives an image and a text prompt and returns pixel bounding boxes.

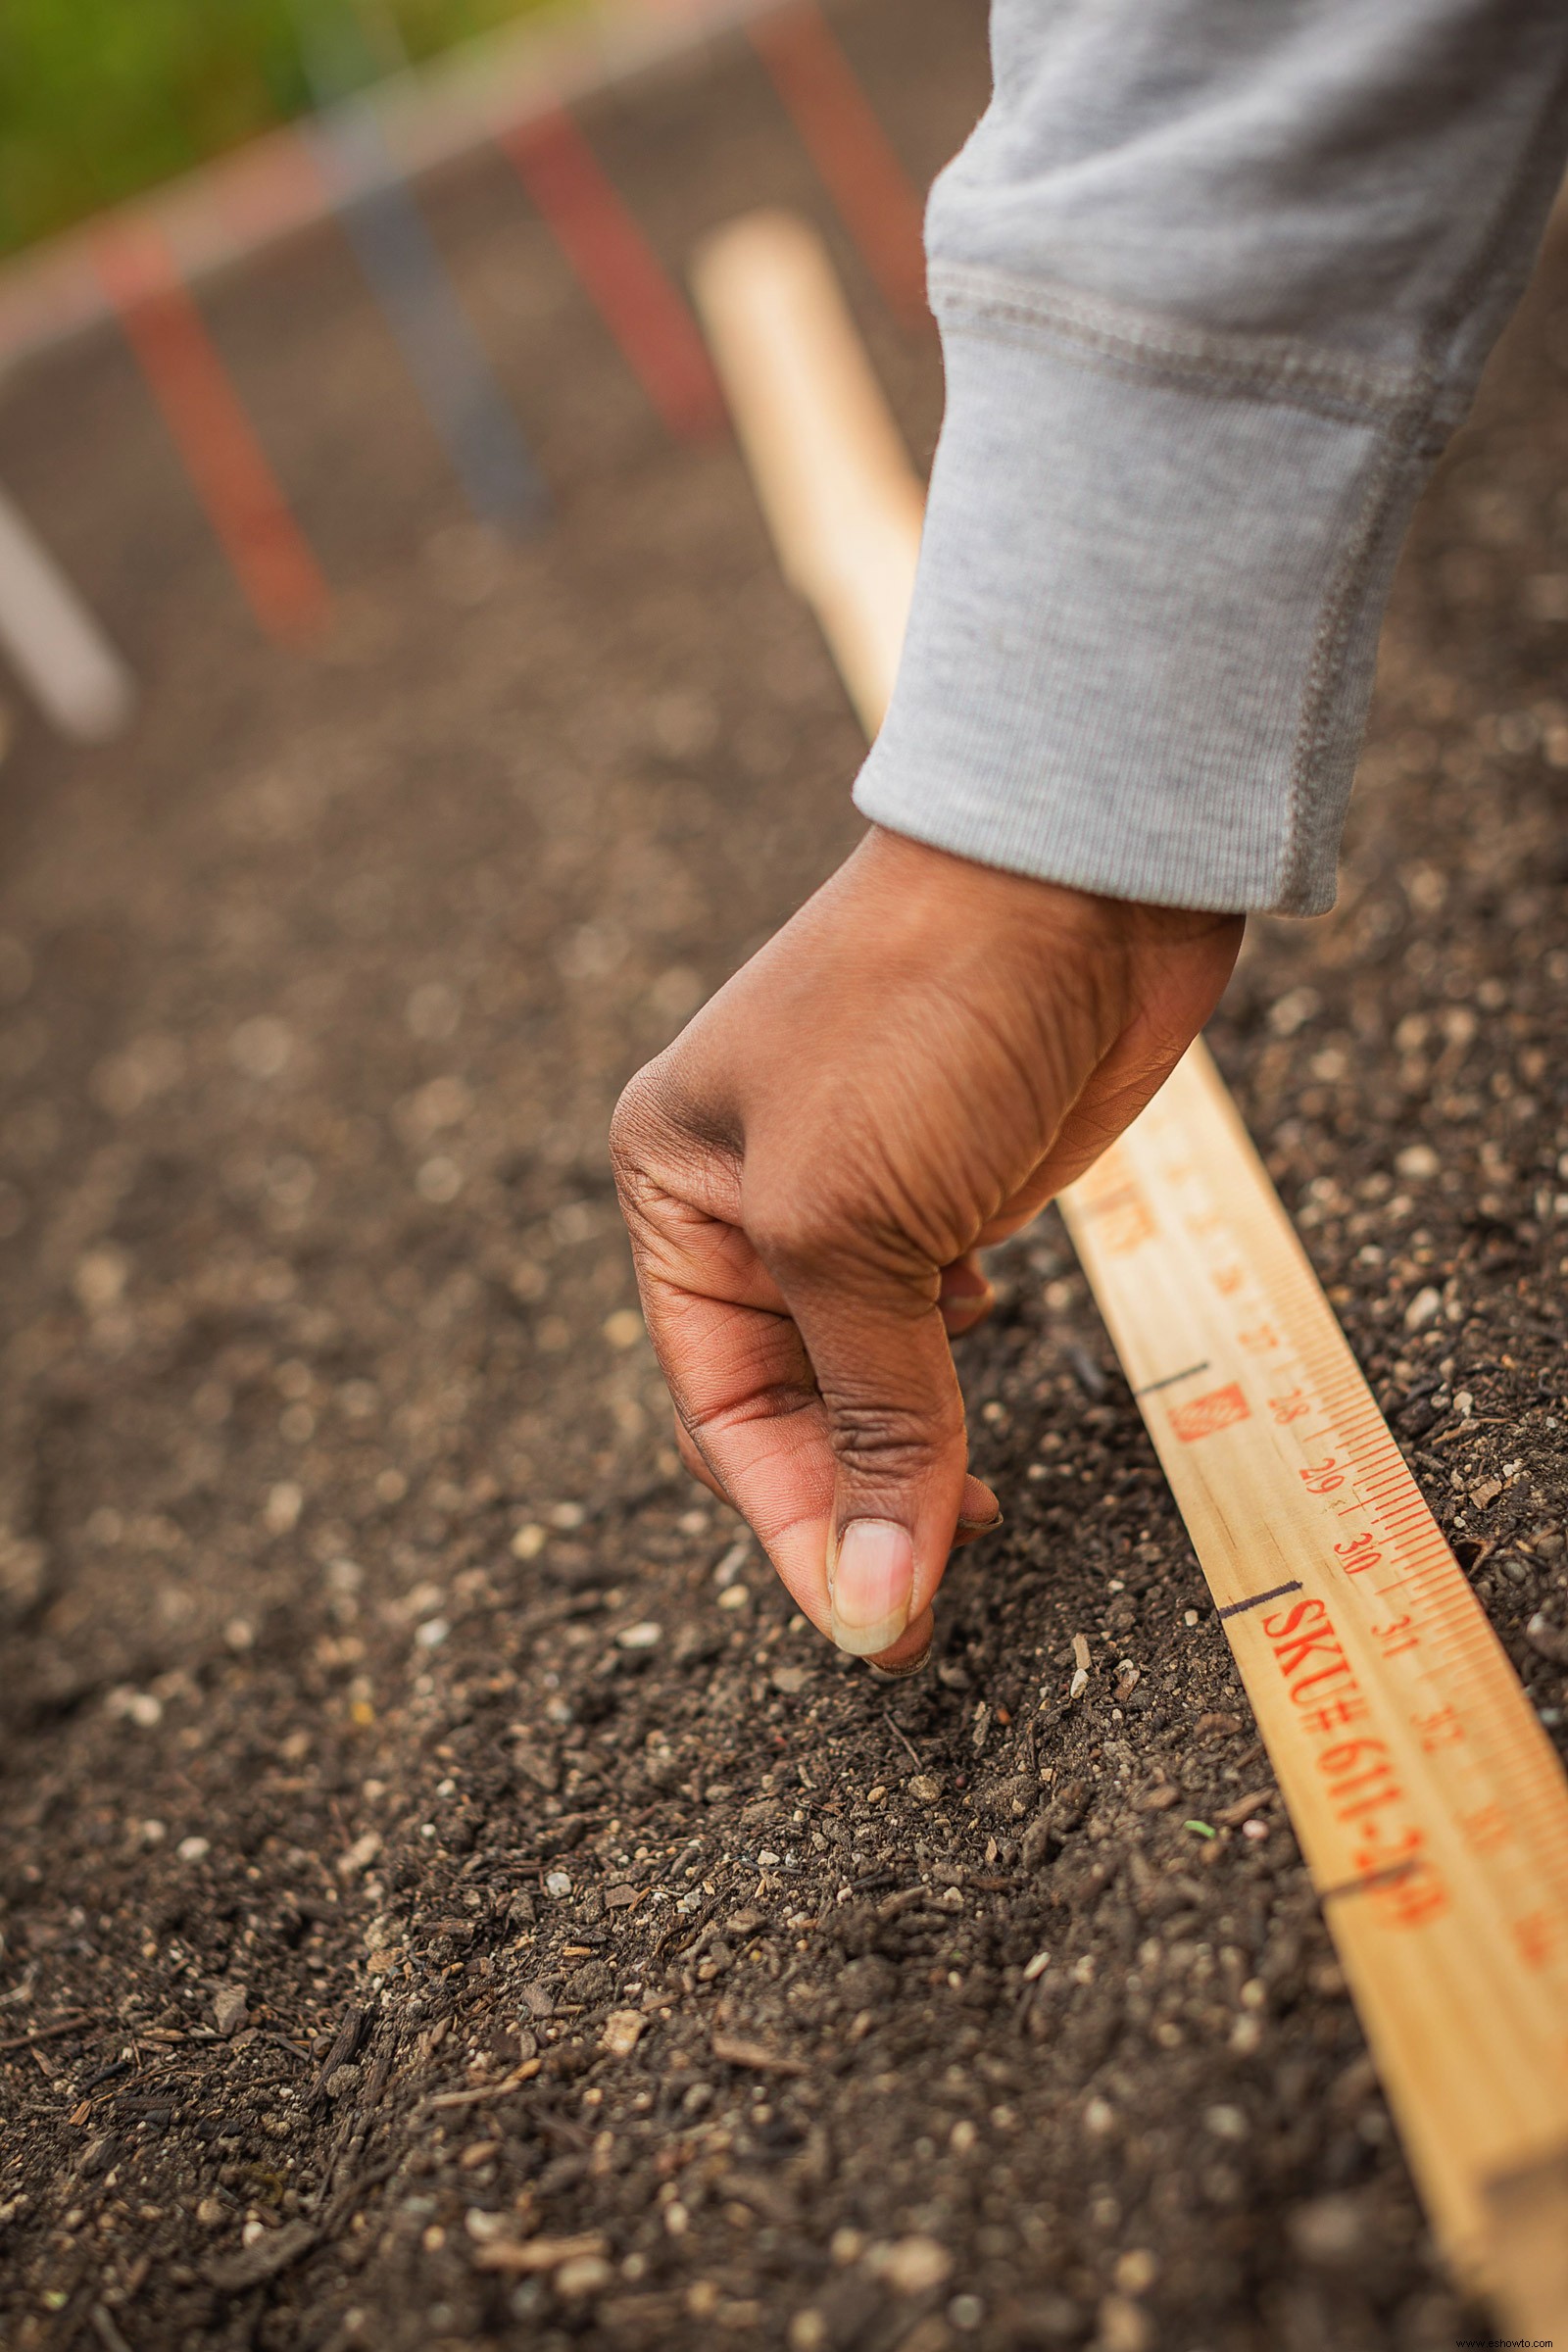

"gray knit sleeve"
[854,1,1568,913]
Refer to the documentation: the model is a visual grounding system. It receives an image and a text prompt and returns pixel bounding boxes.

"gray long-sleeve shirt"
[854,2,1568,914]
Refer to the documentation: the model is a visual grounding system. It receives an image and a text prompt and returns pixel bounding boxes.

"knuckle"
[610,1056,743,1200]
[608,1066,664,1179]
[825,1391,963,1479]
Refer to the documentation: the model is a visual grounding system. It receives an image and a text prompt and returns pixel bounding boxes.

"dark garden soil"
[1,5,1567,2348]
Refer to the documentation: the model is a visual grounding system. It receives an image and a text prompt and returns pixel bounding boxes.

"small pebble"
[74,1246,128,1313]
[1404,1286,1443,1332]
[264,1482,303,1536]
[875,2235,953,2294]
[338,1831,382,1877]
[1288,2193,1364,2266]
[602,2010,645,2058]
[1098,2293,1153,2352]
[713,1538,751,1587]
[556,2254,612,2297]
[212,1986,248,2037]
[416,1156,462,1203]
[1113,2250,1158,2296]
[110,1690,164,1730]
[616,1621,662,1651]
[228,1015,293,1079]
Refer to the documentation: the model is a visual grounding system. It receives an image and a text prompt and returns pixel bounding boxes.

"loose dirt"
[1,6,1566,2348]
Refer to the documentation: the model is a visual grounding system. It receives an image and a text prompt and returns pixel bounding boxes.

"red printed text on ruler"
[1261,1594,1447,1929]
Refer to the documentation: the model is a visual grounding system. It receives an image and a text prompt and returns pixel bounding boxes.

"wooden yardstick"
[692,209,1568,2336]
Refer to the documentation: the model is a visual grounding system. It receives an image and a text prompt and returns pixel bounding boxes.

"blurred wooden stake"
[0,485,135,742]
[690,210,922,734]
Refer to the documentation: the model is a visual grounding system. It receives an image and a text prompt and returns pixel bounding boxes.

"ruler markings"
[1216,1579,1305,1622]
[1061,1044,1568,2312]
[1133,1360,1210,1396]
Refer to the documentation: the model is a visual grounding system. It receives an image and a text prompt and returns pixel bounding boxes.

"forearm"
[856,0,1568,914]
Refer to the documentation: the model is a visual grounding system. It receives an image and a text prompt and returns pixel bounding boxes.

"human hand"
[611,827,1243,1671]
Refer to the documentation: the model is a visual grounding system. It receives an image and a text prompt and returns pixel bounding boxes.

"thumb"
[783,1267,990,1657]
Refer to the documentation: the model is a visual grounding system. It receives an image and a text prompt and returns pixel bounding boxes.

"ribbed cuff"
[855,273,1431,916]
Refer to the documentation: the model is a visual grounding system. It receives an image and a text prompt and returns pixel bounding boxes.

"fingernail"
[956,1504,1004,1534]
[829,1519,913,1657]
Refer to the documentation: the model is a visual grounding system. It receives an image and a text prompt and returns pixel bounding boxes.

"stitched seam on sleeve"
[1271,404,1426,910]
[928,260,1424,420]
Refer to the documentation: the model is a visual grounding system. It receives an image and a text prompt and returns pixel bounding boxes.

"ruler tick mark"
[1135,1361,1210,1397]
[1217,1579,1304,1622]
[1318,1857,1424,1903]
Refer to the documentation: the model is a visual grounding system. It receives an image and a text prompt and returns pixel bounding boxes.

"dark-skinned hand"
[612,826,1243,1671]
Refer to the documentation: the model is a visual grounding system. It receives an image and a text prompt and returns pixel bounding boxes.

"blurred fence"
[0,0,930,734]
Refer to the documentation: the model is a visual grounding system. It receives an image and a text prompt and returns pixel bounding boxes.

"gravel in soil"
[1,7,1567,2348]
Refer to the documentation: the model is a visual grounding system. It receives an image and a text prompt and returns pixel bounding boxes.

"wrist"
[853,824,1243,1029]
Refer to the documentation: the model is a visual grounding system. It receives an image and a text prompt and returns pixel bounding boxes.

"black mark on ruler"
[1318,1857,1422,1904]
[1135,1361,1209,1397]
[1217,1579,1303,1622]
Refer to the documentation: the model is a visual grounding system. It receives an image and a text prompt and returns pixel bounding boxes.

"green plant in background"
[0,0,560,260]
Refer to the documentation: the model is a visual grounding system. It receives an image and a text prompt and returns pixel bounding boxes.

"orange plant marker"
[749,2,928,326]
[503,105,725,442]
[95,225,330,642]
